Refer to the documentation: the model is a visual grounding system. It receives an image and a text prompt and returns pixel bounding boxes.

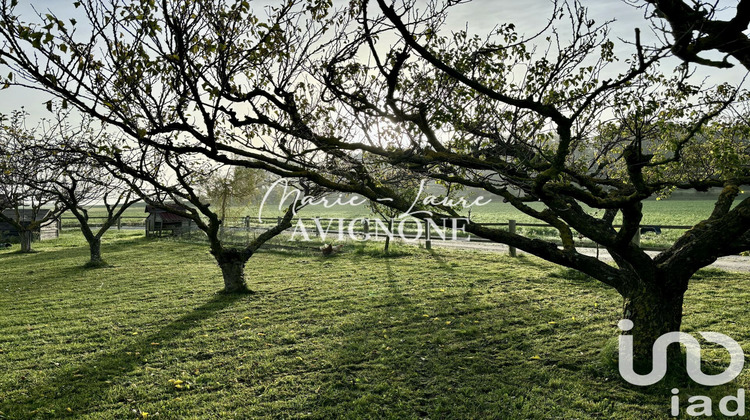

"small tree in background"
[31,110,141,266]
[97,141,320,294]
[197,166,266,239]
[365,154,455,254]
[0,110,64,252]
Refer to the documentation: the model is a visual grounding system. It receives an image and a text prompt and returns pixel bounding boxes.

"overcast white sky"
[1,0,746,120]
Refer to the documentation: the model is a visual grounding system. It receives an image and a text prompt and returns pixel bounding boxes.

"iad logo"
[618,319,747,417]
[617,319,745,386]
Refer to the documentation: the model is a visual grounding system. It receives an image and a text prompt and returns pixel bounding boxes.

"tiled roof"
[160,212,190,223]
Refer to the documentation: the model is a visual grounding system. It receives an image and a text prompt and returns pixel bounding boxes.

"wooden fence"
[59,215,694,256]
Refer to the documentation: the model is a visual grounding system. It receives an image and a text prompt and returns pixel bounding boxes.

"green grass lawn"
[1,232,748,419]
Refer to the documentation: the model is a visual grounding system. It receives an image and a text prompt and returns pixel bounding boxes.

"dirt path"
[427,239,750,273]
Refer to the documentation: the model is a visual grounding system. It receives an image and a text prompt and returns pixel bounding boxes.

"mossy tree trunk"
[19,230,33,253]
[622,285,686,365]
[79,221,106,266]
[213,248,253,294]
[88,236,103,265]
[207,203,295,294]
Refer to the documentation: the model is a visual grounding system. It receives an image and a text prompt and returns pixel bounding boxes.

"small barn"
[0,209,59,241]
[144,204,193,237]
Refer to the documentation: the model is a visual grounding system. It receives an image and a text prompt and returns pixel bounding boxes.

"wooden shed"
[0,209,59,241]
[144,204,193,237]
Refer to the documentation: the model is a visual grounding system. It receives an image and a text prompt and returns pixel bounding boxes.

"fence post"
[117,217,122,230]
[508,219,517,257]
[632,227,641,248]
[425,220,432,250]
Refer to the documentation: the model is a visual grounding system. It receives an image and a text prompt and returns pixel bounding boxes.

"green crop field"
[0,232,748,419]
[210,196,735,227]
[64,195,736,224]
[62,193,741,226]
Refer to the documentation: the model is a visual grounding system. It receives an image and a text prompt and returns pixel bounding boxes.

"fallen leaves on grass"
[168,378,191,390]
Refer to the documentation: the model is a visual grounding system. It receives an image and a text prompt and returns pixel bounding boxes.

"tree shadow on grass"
[1,293,248,418]
[426,248,455,272]
[548,267,611,289]
[0,236,151,264]
[303,258,658,419]
[383,258,413,309]
[505,253,554,271]
[0,248,49,261]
